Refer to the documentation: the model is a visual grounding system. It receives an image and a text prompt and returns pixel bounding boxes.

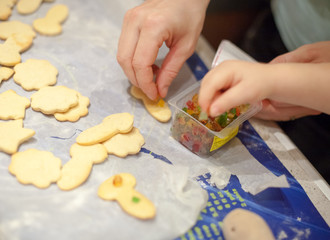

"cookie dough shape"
[222,208,275,240]
[0,119,35,154]
[9,149,62,188]
[14,59,58,91]
[130,85,171,122]
[98,173,156,220]
[6,33,34,53]
[31,86,78,115]
[0,89,30,120]
[54,93,90,122]
[0,38,21,67]
[70,143,108,164]
[57,143,108,191]
[0,21,36,40]
[57,157,93,191]
[0,67,14,84]
[33,4,69,36]
[103,127,144,157]
[16,0,42,15]
[0,0,16,20]
[76,112,134,146]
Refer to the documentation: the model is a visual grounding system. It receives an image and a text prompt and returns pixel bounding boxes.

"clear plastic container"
[168,40,262,157]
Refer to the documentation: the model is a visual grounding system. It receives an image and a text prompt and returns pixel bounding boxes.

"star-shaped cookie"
[0,89,30,120]
[0,119,35,154]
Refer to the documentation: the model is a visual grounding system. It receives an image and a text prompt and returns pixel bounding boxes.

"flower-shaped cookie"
[9,149,62,188]
[0,89,30,120]
[14,59,58,91]
[0,119,35,154]
[0,67,14,84]
[54,93,90,122]
[103,127,145,157]
[0,20,36,40]
[31,85,79,114]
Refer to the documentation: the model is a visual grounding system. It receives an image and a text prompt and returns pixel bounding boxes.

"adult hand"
[117,0,210,100]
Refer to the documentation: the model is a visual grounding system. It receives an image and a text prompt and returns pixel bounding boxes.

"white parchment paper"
[0,0,288,239]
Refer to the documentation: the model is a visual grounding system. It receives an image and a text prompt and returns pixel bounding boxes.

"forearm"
[270,63,330,114]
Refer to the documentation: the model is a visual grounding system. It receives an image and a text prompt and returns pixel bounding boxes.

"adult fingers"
[132,21,166,100]
[117,8,142,87]
[156,39,196,98]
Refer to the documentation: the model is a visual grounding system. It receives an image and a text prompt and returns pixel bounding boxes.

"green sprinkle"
[182,107,187,112]
[132,196,140,203]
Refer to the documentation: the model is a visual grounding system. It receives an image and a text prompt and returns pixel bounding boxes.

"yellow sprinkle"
[157,99,165,107]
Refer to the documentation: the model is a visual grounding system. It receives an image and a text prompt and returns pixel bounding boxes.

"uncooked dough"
[33,4,69,36]
[103,127,144,157]
[222,208,275,240]
[0,20,36,40]
[54,93,90,122]
[0,38,21,67]
[16,0,42,15]
[0,67,14,84]
[14,59,58,91]
[130,85,171,122]
[0,119,35,154]
[31,85,79,114]
[76,112,134,146]
[0,89,30,120]
[98,173,156,220]
[9,149,62,188]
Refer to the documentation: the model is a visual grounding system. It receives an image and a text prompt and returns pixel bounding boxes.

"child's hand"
[198,60,273,117]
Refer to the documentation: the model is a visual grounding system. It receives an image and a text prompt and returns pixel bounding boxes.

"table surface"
[196,35,330,226]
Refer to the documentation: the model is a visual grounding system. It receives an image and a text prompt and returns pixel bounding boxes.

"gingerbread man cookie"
[98,173,156,220]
